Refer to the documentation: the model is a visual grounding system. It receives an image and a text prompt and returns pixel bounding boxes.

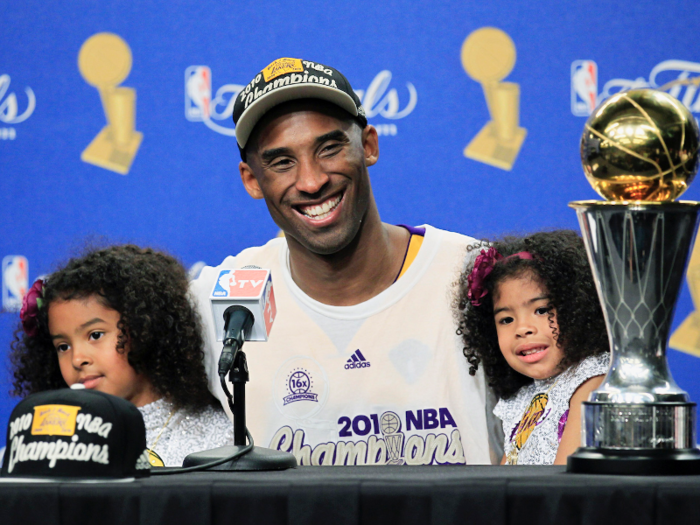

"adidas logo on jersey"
[344,349,371,369]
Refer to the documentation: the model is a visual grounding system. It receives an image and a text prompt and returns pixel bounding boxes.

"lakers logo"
[513,393,548,450]
[31,405,81,437]
[263,58,304,82]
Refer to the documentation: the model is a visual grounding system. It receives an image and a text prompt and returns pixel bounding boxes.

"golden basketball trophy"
[78,33,142,175]
[568,89,700,474]
[461,27,527,171]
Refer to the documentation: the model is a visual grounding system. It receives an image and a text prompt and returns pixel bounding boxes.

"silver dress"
[138,397,233,466]
[494,353,610,465]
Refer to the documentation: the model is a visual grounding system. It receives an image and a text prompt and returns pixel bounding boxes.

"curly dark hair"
[9,244,215,410]
[455,230,609,399]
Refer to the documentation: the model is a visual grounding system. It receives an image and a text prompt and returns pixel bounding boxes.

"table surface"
[2,465,700,525]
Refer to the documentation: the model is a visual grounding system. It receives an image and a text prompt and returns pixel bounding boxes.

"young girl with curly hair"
[456,230,609,465]
[10,244,232,467]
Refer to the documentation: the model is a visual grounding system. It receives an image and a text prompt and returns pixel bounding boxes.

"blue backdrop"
[2,0,700,448]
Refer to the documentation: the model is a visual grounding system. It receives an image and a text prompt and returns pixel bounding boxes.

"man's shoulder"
[421,224,480,263]
[423,224,479,247]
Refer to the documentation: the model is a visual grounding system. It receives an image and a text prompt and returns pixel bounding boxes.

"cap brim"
[0,475,137,483]
[235,84,360,149]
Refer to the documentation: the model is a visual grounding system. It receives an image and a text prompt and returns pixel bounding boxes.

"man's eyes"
[269,158,294,170]
[320,142,342,156]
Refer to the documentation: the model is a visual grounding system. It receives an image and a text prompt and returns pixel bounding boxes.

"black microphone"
[218,305,254,378]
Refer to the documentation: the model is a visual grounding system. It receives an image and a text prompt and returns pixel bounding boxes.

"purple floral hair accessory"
[467,249,535,306]
[467,247,503,306]
[20,278,45,337]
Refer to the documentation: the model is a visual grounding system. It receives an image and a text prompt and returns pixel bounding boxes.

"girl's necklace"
[506,374,562,466]
[146,409,175,467]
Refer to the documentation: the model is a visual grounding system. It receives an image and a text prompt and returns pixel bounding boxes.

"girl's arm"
[553,374,605,466]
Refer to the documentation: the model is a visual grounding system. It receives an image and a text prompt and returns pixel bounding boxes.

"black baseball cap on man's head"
[2,387,150,480]
[233,57,367,152]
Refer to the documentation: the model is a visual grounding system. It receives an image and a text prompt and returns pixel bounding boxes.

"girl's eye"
[55,343,70,353]
[497,316,514,325]
[89,331,105,341]
[535,306,552,316]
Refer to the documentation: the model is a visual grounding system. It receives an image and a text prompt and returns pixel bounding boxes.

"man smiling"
[191,58,496,466]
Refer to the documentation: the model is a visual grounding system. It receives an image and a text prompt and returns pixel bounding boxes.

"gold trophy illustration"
[669,241,700,356]
[461,27,527,171]
[78,33,142,175]
[568,89,700,474]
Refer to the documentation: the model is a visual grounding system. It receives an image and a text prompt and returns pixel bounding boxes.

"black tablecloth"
[2,465,700,525]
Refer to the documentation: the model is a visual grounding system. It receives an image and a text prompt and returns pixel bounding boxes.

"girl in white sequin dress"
[456,231,609,465]
[10,245,232,466]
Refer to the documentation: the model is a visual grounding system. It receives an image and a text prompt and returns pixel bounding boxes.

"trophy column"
[568,202,700,474]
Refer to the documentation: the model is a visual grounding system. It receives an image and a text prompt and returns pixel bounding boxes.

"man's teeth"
[300,194,342,219]
[522,347,545,356]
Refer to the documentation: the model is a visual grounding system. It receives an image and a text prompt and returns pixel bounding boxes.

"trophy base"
[463,121,526,171]
[567,446,700,475]
[582,401,696,449]
[81,126,143,175]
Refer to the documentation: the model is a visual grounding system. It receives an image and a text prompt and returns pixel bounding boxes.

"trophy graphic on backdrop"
[461,27,527,171]
[568,89,700,474]
[78,33,142,175]
[669,241,700,356]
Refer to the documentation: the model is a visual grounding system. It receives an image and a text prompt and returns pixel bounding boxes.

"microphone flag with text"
[211,268,276,380]
[209,268,276,343]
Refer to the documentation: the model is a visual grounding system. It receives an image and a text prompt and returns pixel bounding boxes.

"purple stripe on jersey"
[558,410,569,442]
[397,224,426,237]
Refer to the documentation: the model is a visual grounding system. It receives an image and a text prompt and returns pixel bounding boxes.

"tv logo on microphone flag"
[210,269,276,342]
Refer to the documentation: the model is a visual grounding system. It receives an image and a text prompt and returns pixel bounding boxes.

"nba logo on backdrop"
[2,255,28,312]
[185,66,212,121]
[571,60,598,116]
[571,59,700,117]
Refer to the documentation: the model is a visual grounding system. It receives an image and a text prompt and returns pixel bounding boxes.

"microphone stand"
[230,350,249,447]
[183,309,297,471]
